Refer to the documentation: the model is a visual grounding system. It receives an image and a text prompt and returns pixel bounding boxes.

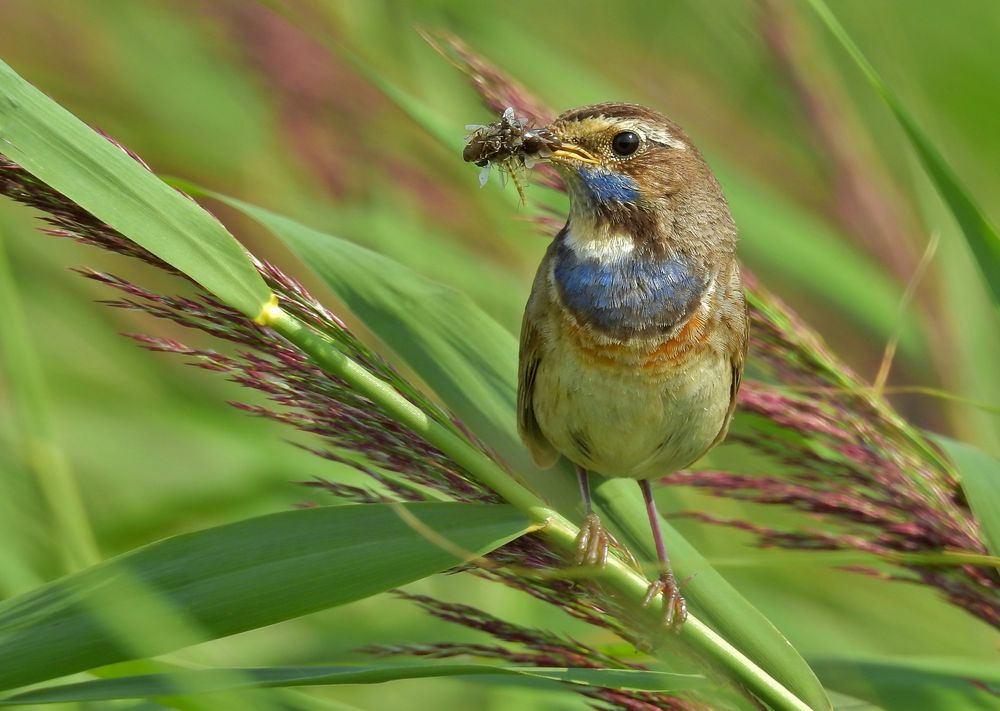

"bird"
[515,103,747,628]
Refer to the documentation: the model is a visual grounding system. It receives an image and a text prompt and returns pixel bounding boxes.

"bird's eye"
[610,131,641,157]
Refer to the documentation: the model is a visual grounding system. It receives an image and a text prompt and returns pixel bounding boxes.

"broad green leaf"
[0,664,706,704]
[805,0,1000,311]
[933,436,1000,559]
[197,190,544,484]
[0,502,529,692]
[810,656,1000,711]
[0,58,271,319]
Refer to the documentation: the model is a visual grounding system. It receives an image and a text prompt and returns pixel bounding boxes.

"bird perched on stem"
[504,103,747,629]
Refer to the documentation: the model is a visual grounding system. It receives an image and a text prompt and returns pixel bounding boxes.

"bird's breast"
[551,235,706,340]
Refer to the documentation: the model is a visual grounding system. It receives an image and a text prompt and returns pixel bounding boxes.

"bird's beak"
[528,123,599,165]
[549,140,600,165]
[542,128,599,164]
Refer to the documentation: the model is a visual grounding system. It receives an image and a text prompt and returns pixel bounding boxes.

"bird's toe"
[574,512,609,567]
[642,572,688,631]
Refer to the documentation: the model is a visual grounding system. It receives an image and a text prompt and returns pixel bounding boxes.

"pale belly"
[532,347,731,478]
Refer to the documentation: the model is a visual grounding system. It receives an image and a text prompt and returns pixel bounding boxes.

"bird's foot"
[574,512,609,567]
[641,571,688,631]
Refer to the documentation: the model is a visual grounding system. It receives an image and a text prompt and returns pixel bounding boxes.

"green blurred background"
[1,1,998,708]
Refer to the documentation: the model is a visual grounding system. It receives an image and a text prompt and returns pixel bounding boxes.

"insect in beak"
[461,108,599,201]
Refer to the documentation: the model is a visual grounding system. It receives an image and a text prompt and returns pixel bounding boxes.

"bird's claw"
[642,572,688,631]
[574,512,609,567]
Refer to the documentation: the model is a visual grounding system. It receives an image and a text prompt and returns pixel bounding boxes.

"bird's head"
[533,103,736,256]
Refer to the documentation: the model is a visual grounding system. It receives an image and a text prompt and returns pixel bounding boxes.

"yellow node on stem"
[253,293,282,326]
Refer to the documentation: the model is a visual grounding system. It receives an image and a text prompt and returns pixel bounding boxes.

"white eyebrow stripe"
[614,118,687,151]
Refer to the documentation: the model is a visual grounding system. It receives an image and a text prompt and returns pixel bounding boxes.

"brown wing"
[517,289,559,469]
[517,315,559,468]
[711,262,749,448]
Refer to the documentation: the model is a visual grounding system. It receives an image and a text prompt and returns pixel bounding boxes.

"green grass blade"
[810,656,1000,711]
[805,0,1000,311]
[0,58,272,319]
[0,502,530,692]
[0,664,706,704]
[933,436,1000,559]
[0,235,97,576]
[195,189,543,484]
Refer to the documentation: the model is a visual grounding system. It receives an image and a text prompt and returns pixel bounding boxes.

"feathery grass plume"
[3,151,512,510]
[364,592,709,711]
[0,151,726,709]
[431,33,999,628]
[670,281,998,628]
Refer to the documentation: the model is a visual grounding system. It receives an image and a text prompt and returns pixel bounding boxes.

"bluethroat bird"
[496,103,748,628]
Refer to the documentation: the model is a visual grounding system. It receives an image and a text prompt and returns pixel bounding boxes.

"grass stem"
[0,234,99,572]
[266,305,817,711]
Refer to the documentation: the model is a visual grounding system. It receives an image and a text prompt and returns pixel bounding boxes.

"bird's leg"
[573,466,609,567]
[638,479,688,630]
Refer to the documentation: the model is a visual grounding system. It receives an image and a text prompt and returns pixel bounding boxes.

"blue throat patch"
[553,235,705,337]
[576,167,640,204]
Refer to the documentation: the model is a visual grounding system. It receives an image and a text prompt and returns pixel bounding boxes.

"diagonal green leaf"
[0,664,706,704]
[805,0,1000,311]
[810,655,1000,711]
[194,189,545,484]
[0,235,97,576]
[0,502,530,692]
[0,58,271,319]
[933,436,1000,559]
